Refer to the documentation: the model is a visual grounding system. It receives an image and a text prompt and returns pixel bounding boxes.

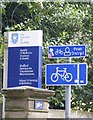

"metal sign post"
[46,45,87,119]
[65,58,71,119]
[65,85,71,119]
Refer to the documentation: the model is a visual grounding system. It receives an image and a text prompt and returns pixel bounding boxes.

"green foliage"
[72,85,93,112]
[49,87,65,109]
[1,2,93,112]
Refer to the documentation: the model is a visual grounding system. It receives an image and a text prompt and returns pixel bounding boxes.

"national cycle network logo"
[11,33,19,44]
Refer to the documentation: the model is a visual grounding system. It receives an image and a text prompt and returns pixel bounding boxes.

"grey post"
[65,85,71,119]
[65,58,71,120]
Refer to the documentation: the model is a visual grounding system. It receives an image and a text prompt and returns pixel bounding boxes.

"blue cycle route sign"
[48,45,86,58]
[46,63,87,86]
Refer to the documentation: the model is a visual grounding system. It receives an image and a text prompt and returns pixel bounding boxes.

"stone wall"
[2,86,55,119]
[48,109,93,119]
[1,86,93,119]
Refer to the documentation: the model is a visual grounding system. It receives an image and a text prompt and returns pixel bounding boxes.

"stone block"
[2,86,55,118]
[5,111,28,118]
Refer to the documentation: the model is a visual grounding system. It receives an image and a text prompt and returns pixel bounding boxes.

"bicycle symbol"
[55,49,63,55]
[51,67,72,82]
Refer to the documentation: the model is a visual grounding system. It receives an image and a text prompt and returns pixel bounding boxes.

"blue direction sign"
[48,45,86,58]
[46,63,87,86]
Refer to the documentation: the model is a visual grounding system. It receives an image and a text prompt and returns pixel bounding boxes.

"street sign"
[7,30,43,88]
[48,45,86,58]
[46,63,87,86]
[34,100,43,110]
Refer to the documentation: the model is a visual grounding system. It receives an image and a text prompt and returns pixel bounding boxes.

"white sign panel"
[8,30,43,47]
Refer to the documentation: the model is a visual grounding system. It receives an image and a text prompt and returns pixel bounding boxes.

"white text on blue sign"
[48,45,86,58]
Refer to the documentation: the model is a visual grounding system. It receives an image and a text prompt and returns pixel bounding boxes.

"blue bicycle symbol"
[51,67,72,82]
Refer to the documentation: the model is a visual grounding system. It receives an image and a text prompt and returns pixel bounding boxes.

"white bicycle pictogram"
[51,67,72,82]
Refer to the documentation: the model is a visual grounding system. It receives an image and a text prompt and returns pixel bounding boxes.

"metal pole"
[65,85,71,119]
[65,58,71,120]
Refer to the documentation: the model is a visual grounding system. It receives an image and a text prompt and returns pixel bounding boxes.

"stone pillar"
[2,86,55,119]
